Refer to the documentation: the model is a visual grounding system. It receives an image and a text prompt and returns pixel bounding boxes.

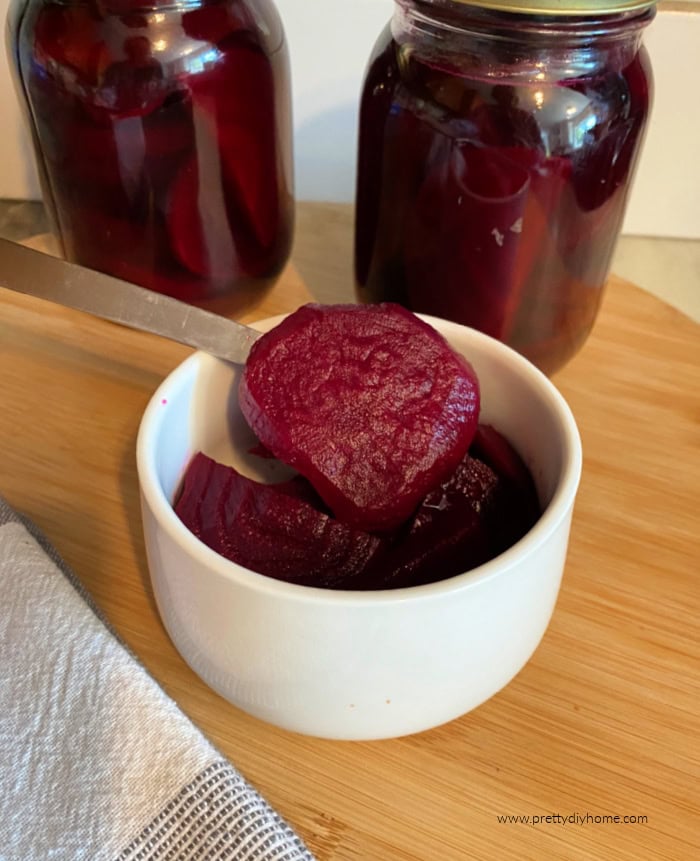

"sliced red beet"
[470,424,535,494]
[181,3,250,44]
[374,444,540,590]
[239,303,480,532]
[405,141,530,341]
[168,39,281,279]
[167,154,242,280]
[166,41,282,280]
[358,454,500,590]
[174,453,384,588]
[215,38,284,263]
[470,423,541,548]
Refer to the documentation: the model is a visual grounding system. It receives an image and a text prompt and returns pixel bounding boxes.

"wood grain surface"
[1,203,698,860]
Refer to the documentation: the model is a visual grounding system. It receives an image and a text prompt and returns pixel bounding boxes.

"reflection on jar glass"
[8,0,294,312]
[355,0,655,374]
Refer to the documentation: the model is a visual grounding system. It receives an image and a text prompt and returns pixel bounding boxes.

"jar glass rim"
[441,0,656,15]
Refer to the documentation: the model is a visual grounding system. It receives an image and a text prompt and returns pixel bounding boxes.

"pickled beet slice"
[216,45,282,258]
[174,453,384,588]
[239,303,480,532]
[360,455,500,590]
[192,42,280,242]
[470,423,541,548]
[405,142,530,340]
[167,42,281,279]
[167,155,243,280]
[470,424,536,496]
[181,3,250,44]
[379,442,540,589]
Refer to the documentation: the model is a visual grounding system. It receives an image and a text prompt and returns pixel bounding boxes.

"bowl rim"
[136,314,582,607]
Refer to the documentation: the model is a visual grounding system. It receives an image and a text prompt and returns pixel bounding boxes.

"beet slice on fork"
[239,303,481,532]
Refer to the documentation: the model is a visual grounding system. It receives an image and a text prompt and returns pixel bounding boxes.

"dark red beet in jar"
[8,0,294,311]
[354,0,655,374]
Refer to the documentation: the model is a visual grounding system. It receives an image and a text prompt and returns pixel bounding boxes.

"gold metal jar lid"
[449,0,656,15]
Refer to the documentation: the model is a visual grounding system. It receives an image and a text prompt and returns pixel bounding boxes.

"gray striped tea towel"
[0,496,315,861]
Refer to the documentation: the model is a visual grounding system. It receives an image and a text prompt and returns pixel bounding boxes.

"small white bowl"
[136,314,581,740]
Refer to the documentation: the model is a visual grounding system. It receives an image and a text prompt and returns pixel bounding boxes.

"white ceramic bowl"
[136,314,582,740]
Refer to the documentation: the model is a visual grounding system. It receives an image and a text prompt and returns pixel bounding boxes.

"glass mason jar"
[355,0,655,374]
[7,0,294,312]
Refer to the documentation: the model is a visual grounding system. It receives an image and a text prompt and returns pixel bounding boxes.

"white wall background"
[0,0,697,238]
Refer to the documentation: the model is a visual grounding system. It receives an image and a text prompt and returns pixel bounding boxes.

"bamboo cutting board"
[1,203,698,860]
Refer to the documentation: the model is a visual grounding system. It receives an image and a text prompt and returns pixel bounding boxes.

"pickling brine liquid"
[355,7,653,374]
[9,0,294,310]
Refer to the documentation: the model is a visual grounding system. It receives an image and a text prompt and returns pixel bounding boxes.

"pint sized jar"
[355,0,655,374]
[8,0,294,311]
